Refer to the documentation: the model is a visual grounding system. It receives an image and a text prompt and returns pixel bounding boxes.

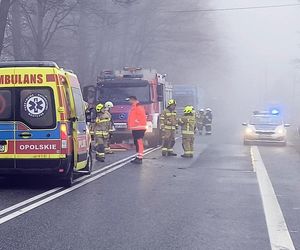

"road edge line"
[251,146,295,250]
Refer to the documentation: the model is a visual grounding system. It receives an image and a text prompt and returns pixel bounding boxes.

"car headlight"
[276,128,285,135]
[245,127,255,134]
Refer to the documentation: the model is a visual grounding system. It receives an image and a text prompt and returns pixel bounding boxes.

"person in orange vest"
[127,96,147,164]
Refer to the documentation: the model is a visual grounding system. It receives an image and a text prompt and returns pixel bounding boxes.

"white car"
[243,113,290,146]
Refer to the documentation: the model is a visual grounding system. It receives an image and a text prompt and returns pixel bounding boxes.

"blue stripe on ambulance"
[0,123,61,140]
[0,131,14,140]
[15,127,60,139]
[0,123,14,140]
[0,124,14,131]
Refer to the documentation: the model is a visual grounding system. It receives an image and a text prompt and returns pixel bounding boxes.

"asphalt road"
[0,129,300,249]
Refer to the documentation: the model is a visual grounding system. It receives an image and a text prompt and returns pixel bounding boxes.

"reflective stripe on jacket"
[160,108,177,130]
[128,102,147,130]
[94,112,111,137]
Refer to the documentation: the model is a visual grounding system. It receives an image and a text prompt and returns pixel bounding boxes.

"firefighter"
[86,105,96,141]
[196,108,205,135]
[160,99,178,156]
[104,101,115,154]
[179,105,196,158]
[84,101,93,136]
[94,103,111,162]
[127,96,147,164]
[204,108,213,135]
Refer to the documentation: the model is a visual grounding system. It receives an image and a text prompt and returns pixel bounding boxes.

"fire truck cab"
[84,67,172,147]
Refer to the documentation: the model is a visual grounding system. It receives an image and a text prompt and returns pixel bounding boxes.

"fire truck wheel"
[148,128,161,147]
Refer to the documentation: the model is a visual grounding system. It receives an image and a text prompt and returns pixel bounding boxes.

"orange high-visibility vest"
[128,102,147,130]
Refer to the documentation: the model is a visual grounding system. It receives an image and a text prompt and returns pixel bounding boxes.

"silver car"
[243,113,290,146]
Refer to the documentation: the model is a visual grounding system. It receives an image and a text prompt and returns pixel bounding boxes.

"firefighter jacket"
[196,112,205,124]
[160,108,178,130]
[128,102,147,130]
[94,112,111,138]
[179,114,196,136]
[105,110,114,133]
[204,112,213,125]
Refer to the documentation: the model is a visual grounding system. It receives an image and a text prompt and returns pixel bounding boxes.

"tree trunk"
[77,0,90,85]
[0,0,11,57]
[11,0,23,60]
[35,0,44,60]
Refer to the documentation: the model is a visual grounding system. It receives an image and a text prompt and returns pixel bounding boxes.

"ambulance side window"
[0,89,12,120]
[72,88,85,122]
[19,88,56,129]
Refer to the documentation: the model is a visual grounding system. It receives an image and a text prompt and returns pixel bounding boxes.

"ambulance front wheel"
[83,150,93,175]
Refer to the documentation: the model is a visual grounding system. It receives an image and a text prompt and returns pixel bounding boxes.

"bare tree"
[0,0,12,57]
[20,0,78,60]
[11,0,23,59]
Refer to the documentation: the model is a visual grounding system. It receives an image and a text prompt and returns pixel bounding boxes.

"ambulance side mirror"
[58,107,65,113]
[69,117,78,122]
[82,85,96,102]
[85,110,92,123]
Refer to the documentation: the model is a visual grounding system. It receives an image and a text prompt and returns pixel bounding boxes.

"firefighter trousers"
[197,123,204,134]
[95,135,108,159]
[182,134,194,156]
[162,129,176,154]
[205,124,212,135]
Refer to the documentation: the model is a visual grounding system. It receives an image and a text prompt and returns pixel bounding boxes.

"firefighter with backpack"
[204,108,213,135]
[94,103,111,162]
[160,99,178,156]
[104,101,115,154]
[196,108,205,135]
[179,105,197,158]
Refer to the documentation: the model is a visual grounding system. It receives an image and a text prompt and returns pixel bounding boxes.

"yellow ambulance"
[0,61,92,187]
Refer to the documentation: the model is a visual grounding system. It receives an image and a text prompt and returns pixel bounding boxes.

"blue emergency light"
[271,108,280,115]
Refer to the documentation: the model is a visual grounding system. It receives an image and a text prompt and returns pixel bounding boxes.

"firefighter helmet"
[96,103,104,112]
[206,108,212,112]
[105,101,114,109]
[199,108,204,113]
[184,106,194,114]
[168,99,176,106]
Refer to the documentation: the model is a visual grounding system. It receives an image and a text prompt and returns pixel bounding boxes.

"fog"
[209,0,300,126]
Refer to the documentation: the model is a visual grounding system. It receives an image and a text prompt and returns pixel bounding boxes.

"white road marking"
[0,188,61,216]
[0,147,159,225]
[0,147,154,218]
[251,146,295,250]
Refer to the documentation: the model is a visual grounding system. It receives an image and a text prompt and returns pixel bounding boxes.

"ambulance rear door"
[14,68,60,169]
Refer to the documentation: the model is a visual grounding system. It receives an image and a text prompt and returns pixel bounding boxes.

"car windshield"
[250,115,282,126]
[98,85,151,105]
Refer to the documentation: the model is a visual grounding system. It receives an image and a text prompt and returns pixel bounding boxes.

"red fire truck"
[83,67,172,147]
